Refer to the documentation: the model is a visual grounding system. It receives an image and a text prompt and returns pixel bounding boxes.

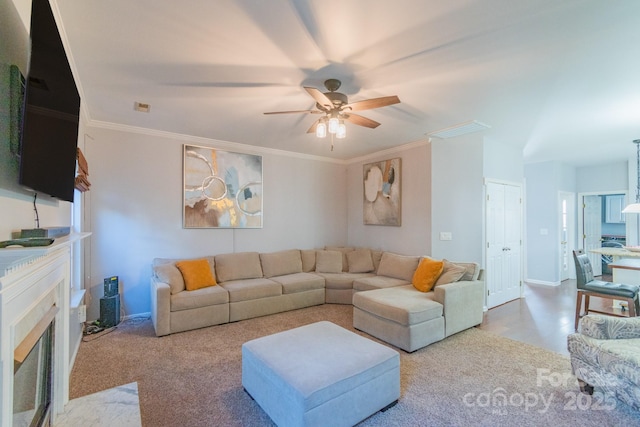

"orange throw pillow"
[412,257,444,292]
[175,259,217,291]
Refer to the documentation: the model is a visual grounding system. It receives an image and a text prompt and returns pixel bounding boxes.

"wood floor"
[478,278,630,356]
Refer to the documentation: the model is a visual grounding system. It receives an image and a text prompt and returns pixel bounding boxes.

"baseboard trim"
[525,279,561,287]
[123,312,151,321]
[69,329,82,371]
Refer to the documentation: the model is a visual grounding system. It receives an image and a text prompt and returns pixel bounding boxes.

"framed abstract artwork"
[363,157,401,226]
[183,144,263,228]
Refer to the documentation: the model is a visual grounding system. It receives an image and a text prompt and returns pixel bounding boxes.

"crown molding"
[87,119,427,166]
[346,138,429,164]
[87,120,347,164]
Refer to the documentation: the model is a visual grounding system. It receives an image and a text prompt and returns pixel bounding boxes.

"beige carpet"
[70,305,638,426]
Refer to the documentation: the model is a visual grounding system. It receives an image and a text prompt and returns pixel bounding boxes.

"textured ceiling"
[53,0,640,164]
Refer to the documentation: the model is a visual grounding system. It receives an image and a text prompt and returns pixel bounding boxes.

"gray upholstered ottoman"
[353,285,445,352]
[242,321,400,427]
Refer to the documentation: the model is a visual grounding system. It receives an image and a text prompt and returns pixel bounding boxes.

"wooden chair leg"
[628,298,636,318]
[575,292,583,331]
[584,294,591,316]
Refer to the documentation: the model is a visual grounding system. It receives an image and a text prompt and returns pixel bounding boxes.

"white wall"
[524,161,561,284]
[576,161,628,193]
[483,138,524,182]
[524,160,629,284]
[346,142,431,256]
[83,125,348,319]
[431,135,484,263]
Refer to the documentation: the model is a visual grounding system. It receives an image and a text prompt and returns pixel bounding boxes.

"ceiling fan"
[264,79,400,137]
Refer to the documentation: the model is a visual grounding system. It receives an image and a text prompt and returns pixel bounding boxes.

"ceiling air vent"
[428,120,490,139]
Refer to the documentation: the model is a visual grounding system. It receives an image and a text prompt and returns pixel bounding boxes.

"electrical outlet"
[439,232,452,241]
[78,304,86,323]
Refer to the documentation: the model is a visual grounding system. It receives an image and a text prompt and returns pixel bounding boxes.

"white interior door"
[583,195,602,276]
[559,192,575,281]
[486,181,522,308]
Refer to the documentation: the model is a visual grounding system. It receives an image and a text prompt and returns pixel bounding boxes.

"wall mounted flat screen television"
[18,0,81,203]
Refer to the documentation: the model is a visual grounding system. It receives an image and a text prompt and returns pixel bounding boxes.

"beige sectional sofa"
[150,247,485,351]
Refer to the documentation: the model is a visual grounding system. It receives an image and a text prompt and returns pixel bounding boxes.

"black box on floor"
[100,295,120,328]
[104,276,119,298]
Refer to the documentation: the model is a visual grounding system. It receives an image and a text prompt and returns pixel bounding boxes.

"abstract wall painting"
[363,158,401,226]
[183,144,263,228]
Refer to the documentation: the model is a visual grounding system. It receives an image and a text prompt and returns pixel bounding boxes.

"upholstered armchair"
[567,314,640,410]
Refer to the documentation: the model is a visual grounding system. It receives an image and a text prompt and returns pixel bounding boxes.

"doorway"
[559,191,576,281]
[578,191,628,278]
[486,180,522,308]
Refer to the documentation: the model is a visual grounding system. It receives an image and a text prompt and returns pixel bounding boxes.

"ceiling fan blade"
[304,87,333,110]
[344,95,400,112]
[264,110,323,115]
[345,113,381,129]
[307,118,321,134]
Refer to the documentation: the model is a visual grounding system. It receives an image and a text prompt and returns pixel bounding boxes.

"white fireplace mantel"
[0,233,89,426]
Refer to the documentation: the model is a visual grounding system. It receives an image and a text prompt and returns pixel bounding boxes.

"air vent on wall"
[428,120,491,139]
[134,102,150,113]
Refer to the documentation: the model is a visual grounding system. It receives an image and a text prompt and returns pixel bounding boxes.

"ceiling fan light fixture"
[336,121,346,139]
[622,203,640,214]
[264,78,400,149]
[328,116,339,134]
[316,121,327,138]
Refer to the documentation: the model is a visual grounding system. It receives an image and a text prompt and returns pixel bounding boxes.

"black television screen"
[19,0,80,203]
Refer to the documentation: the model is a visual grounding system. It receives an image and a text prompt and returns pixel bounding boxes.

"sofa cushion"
[412,257,444,292]
[270,272,325,294]
[318,272,377,290]
[176,258,218,291]
[316,250,343,273]
[215,252,263,283]
[154,263,185,294]
[376,252,420,282]
[301,249,317,272]
[347,249,375,273]
[170,285,229,312]
[371,249,383,273]
[219,278,281,302]
[435,260,467,286]
[353,285,443,326]
[445,259,480,281]
[153,256,215,294]
[325,246,355,272]
[260,250,302,278]
[353,276,409,292]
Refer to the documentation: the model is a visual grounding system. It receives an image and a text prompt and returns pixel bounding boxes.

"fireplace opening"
[13,320,54,427]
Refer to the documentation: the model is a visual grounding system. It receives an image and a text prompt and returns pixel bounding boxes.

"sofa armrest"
[150,277,171,336]
[433,278,484,337]
[580,314,640,340]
